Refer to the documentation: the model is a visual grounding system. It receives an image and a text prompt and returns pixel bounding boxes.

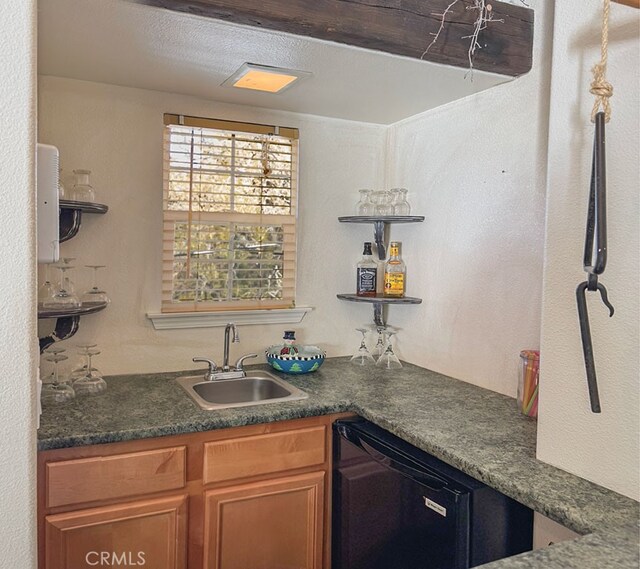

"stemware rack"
[38,302,108,352]
[39,199,109,353]
[59,199,108,242]
[337,215,424,326]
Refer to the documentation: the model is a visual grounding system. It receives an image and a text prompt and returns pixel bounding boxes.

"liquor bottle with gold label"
[383,241,406,298]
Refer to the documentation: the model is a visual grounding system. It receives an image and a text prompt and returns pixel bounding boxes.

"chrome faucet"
[222,322,240,371]
[193,323,257,381]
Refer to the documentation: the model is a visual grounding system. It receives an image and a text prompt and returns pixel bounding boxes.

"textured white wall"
[0,2,38,568]
[382,0,553,396]
[38,76,387,375]
[537,1,640,500]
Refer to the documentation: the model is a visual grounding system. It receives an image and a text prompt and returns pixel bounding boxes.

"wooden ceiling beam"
[134,0,534,77]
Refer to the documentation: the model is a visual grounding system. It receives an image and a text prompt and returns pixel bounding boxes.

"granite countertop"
[38,358,639,568]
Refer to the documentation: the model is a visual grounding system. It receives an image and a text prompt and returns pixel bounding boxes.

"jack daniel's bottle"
[356,242,377,297]
[383,241,406,297]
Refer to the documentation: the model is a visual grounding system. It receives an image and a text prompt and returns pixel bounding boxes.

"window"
[162,114,298,313]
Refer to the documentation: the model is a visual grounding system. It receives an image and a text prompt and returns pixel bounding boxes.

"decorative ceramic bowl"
[265,345,326,374]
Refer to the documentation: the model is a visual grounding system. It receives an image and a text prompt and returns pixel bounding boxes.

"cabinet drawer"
[46,446,186,509]
[203,426,326,484]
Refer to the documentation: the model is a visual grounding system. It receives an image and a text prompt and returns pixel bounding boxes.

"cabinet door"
[203,471,324,569]
[45,495,188,569]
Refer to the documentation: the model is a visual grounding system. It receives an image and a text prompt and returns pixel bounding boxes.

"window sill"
[146,306,313,330]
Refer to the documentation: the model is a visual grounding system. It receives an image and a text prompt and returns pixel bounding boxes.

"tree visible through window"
[162,114,298,312]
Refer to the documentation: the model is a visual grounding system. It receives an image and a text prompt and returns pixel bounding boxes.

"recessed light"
[222,63,311,94]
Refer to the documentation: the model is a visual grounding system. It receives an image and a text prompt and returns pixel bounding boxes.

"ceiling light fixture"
[222,63,311,94]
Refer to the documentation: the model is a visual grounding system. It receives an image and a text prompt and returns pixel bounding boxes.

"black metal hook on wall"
[576,111,615,414]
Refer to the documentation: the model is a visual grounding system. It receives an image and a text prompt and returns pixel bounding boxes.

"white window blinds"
[162,114,298,313]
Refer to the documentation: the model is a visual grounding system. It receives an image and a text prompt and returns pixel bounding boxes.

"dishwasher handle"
[338,424,447,491]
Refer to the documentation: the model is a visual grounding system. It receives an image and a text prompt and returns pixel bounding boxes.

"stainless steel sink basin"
[176,370,308,410]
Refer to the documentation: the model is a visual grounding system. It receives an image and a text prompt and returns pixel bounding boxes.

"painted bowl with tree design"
[265,345,326,374]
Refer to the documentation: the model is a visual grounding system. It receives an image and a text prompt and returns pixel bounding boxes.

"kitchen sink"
[176,370,308,410]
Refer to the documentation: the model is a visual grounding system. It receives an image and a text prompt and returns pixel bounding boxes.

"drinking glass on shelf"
[59,258,77,296]
[355,189,375,216]
[350,328,376,366]
[376,331,402,369]
[71,169,96,202]
[73,348,107,395]
[41,352,75,404]
[81,265,110,305]
[391,188,411,216]
[371,190,394,216]
[42,265,81,309]
[38,263,56,308]
[58,168,66,199]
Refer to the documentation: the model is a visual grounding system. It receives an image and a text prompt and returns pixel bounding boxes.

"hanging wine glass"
[350,328,376,366]
[81,265,110,305]
[371,326,387,358]
[376,330,402,369]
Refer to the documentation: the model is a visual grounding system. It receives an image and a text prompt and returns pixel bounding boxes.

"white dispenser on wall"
[36,143,60,263]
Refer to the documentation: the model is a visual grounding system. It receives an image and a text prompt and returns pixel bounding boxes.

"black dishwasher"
[332,419,532,569]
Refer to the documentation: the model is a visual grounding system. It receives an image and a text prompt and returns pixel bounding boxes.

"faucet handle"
[234,353,257,371]
[193,357,218,381]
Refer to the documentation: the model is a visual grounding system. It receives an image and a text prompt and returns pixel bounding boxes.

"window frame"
[161,113,299,314]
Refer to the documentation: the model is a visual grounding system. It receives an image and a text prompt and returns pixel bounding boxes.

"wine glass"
[70,343,98,381]
[371,326,387,358]
[376,331,402,369]
[38,263,56,308]
[350,328,376,366]
[81,265,110,305]
[59,258,78,296]
[42,265,81,309]
[73,349,107,395]
[41,352,75,404]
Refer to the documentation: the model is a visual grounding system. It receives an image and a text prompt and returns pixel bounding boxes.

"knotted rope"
[590,0,613,122]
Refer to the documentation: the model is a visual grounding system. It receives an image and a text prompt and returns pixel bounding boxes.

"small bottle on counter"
[383,241,406,298]
[279,330,299,355]
[356,242,377,297]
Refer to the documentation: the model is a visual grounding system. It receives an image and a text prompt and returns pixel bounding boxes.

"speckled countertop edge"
[37,358,639,569]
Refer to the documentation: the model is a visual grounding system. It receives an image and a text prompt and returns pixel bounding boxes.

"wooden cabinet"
[38,414,352,569]
[203,472,324,569]
[45,495,188,569]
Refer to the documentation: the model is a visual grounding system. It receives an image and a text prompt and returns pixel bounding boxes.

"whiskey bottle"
[383,241,406,298]
[356,242,377,297]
